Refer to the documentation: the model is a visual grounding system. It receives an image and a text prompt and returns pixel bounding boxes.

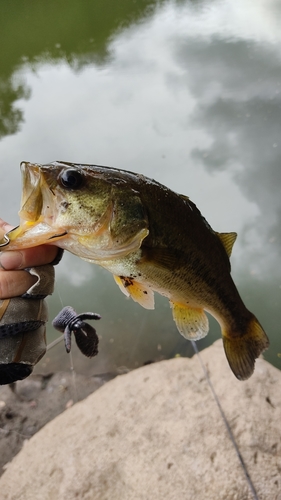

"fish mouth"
[0,162,68,250]
[0,226,68,248]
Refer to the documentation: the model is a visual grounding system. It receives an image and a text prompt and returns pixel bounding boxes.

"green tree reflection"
[0,78,30,138]
[0,0,164,138]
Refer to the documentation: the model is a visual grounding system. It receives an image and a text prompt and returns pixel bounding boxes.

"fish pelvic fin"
[222,314,269,381]
[216,232,237,258]
[170,301,209,340]
[114,275,130,298]
[113,275,155,310]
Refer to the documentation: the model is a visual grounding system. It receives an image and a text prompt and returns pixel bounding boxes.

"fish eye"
[59,169,84,189]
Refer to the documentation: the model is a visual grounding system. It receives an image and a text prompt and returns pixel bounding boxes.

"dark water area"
[0,0,281,377]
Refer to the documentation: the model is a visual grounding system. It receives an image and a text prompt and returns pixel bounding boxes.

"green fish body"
[2,161,269,380]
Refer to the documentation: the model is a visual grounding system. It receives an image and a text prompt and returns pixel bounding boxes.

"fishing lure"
[52,306,100,358]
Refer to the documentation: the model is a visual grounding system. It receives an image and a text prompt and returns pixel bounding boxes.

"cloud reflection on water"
[1,0,280,372]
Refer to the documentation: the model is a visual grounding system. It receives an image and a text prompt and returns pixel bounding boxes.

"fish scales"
[0,161,269,380]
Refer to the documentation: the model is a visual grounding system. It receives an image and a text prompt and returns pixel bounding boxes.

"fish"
[0,161,269,380]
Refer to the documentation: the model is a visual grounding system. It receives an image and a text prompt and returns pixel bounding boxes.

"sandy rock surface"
[0,371,113,474]
[0,340,280,500]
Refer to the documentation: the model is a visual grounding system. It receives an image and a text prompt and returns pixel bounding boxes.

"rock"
[0,340,280,500]
[0,371,108,474]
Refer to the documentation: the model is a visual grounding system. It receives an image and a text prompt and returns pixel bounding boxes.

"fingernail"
[0,251,23,270]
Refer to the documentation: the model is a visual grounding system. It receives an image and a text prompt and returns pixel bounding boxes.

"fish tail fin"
[222,314,269,381]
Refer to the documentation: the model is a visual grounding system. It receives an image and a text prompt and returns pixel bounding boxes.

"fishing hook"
[0,233,10,247]
[0,226,21,248]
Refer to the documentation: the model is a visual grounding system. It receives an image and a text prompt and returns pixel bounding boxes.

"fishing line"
[69,350,79,403]
[191,340,259,500]
[51,285,79,403]
[46,335,64,351]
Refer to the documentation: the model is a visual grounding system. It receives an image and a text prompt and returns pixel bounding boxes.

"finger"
[0,219,13,238]
[0,245,59,270]
[0,269,37,299]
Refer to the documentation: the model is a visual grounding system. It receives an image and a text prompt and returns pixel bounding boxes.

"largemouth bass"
[0,161,269,380]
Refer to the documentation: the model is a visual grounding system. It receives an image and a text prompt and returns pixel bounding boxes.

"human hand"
[0,218,59,299]
[0,218,60,384]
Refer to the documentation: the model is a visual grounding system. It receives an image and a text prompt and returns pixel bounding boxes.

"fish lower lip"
[0,226,68,249]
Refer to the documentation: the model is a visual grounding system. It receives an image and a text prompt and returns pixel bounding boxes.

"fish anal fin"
[170,301,209,340]
[114,275,154,310]
[216,232,237,258]
[222,314,269,380]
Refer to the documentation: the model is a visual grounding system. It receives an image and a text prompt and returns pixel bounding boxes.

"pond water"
[1,0,281,377]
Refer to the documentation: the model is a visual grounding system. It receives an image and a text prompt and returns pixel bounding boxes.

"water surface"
[1,0,280,376]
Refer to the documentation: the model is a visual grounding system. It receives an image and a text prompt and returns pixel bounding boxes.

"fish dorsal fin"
[170,300,209,340]
[216,232,237,258]
[179,194,190,201]
[114,275,155,310]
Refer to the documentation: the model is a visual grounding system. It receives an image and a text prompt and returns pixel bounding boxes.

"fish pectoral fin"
[140,246,181,270]
[170,301,209,340]
[216,232,237,258]
[113,275,154,310]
